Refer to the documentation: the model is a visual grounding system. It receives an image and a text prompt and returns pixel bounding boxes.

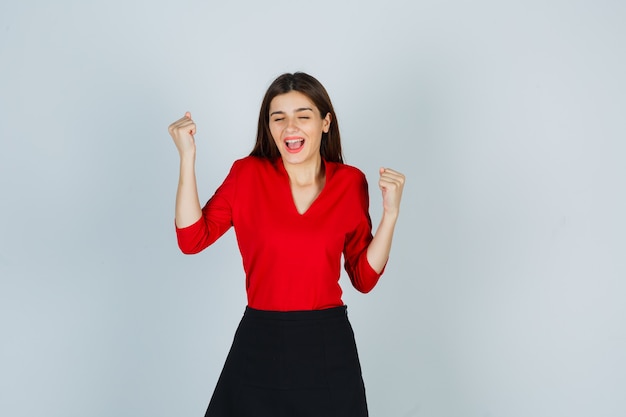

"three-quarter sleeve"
[175,161,239,254]
[343,172,386,293]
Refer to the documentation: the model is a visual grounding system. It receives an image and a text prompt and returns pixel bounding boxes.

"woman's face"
[268,91,331,167]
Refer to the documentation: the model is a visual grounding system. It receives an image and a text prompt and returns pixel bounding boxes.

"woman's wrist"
[380,210,399,226]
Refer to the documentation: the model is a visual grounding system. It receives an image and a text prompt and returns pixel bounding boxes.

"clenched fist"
[168,112,197,157]
[378,167,405,218]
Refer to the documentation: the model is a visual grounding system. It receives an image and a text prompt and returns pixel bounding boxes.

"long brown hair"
[250,72,344,163]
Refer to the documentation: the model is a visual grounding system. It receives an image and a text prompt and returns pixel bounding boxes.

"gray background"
[1,1,625,416]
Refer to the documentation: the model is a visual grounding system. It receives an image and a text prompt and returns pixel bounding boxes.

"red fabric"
[176,156,384,311]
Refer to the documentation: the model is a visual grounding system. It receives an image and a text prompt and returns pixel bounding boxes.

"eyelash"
[272,116,310,122]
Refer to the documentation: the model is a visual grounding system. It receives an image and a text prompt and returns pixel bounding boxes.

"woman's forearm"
[175,153,202,228]
[366,212,398,274]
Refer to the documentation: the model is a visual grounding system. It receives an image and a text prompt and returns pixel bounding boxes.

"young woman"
[168,72,405,416]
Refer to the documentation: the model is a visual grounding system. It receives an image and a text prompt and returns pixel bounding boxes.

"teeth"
[285,138,304,150]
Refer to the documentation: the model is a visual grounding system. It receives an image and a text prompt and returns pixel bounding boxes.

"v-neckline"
[278,158,330,216]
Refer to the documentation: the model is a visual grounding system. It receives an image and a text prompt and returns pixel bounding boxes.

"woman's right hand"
[168,112,197,157]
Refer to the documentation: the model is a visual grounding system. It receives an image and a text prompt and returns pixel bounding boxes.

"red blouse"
[175,156,384,311]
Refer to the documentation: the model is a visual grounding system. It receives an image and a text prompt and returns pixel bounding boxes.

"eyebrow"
[270,107,314,116]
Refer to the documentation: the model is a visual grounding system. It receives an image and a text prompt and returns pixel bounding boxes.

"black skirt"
[204,306,369,417]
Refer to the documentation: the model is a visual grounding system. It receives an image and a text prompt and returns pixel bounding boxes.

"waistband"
[244,305,347,321]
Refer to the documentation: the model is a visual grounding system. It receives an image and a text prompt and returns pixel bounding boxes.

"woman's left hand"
[378,167,405,218]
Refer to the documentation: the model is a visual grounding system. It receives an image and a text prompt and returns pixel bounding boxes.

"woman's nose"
[286,117,298,131]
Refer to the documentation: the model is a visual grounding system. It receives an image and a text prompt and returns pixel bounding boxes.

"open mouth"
[285,138,305,153]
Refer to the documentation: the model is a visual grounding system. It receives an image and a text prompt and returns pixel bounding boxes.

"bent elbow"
[345,257,383,294]
[179,245,201,255]
[177,239,207,255]
[354,280,378,294]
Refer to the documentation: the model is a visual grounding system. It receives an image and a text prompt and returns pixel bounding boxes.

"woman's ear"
[323,112,332,133]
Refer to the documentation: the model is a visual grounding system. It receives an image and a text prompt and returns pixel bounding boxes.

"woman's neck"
[283,156,324,187]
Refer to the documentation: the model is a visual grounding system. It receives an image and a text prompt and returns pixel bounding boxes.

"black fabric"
[204,306,369,417]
